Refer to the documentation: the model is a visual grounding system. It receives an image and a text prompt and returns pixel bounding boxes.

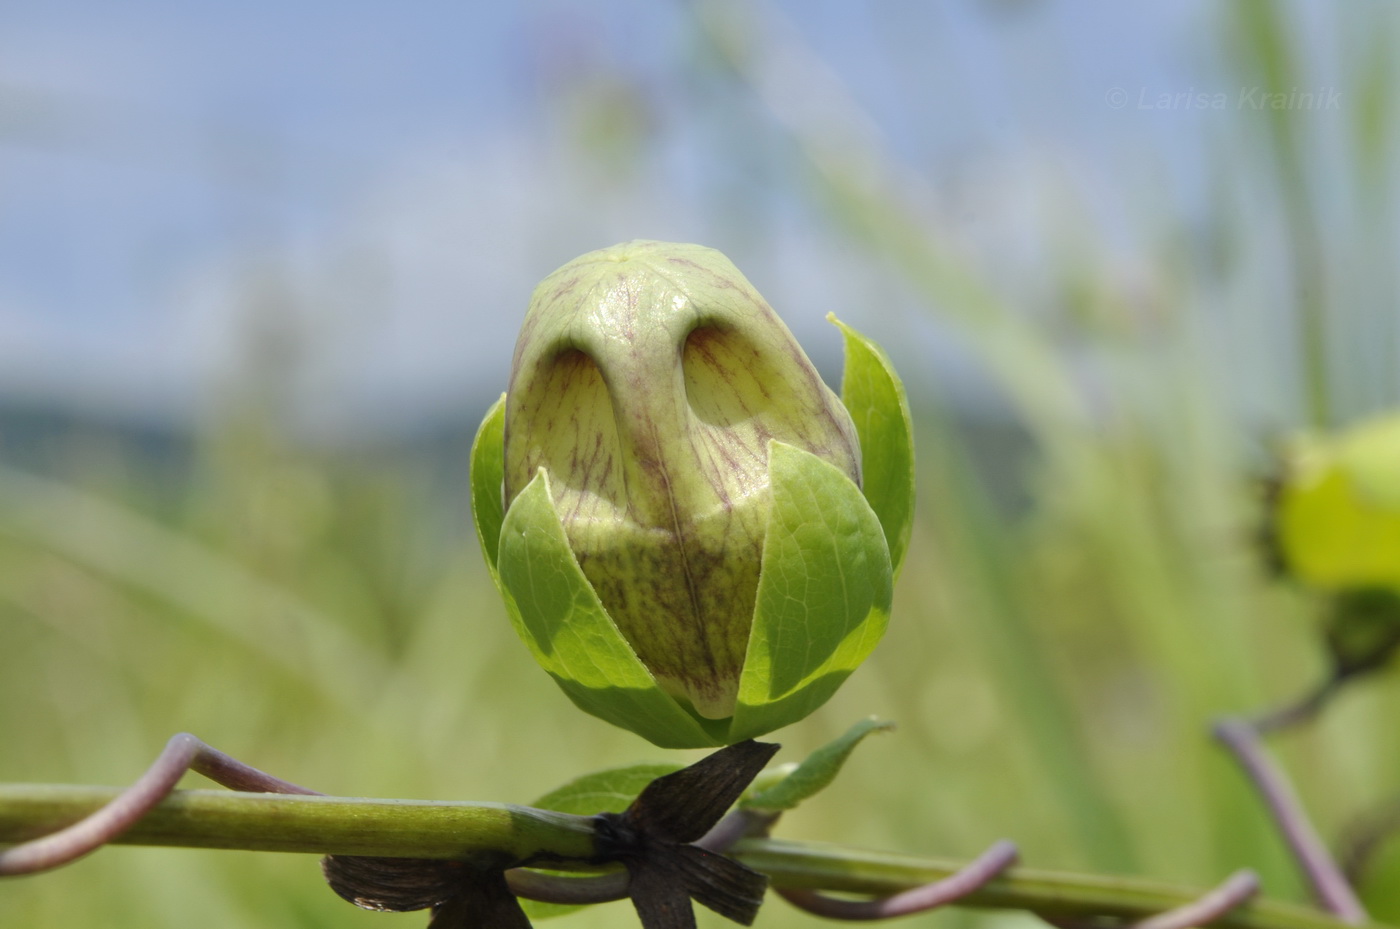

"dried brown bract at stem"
[595,740,780,929]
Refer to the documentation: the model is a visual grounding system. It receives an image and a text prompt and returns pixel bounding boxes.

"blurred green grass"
[6,2,1400,927]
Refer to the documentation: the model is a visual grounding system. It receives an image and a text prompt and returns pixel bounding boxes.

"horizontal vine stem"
[738,839,1383,929]
[0,785,597,863]
[0,784,1392,929]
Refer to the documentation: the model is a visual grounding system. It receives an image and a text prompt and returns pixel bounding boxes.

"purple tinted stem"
[1215,718,1367,924]
[0,732,318,876]
[0,733,200,875]
[1131,869,1260,929]
[776,839,1018,920]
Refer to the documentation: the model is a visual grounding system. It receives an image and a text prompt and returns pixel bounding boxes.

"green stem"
[0,785,596,863]
[1,785,1391,929]
[737,838,1384,929]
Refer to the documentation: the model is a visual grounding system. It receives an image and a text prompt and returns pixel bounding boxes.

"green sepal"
[743,717,893,812]
[495,468,723,749]
[470,394,508,571]
[830,315,915,578]
[730,442,893,742]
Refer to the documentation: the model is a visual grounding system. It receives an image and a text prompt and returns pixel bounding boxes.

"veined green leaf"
[830,315,915,578]
[744,717,893,812]
[730,442,892,742]
[496,469,722,748]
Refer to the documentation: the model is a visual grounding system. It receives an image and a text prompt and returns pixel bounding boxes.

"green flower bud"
[1272,415,1400,680]
[1276,415,1400,590]
[471,241,914,748]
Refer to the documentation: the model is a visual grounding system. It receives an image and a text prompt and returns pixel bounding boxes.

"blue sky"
[0,0,1356,435]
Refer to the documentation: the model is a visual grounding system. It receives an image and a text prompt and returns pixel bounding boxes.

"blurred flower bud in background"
[1276,416,1400,591]
[1272,415,1400,680]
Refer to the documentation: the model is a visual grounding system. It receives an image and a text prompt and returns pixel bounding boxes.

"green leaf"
[533,762,684,816]
[745,762,799,796]
[744,717,894,812]
[831,315,915,578]
[496,469,722,749]
[522,762,683,920]
[470,394,507,569]
[730,442,892,742]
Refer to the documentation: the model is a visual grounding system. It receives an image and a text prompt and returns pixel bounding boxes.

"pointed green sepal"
[470,394,508,571]
[743,717,893,812]
[494,469,723,749]
[730,441,893,742]
[830,315,915,578]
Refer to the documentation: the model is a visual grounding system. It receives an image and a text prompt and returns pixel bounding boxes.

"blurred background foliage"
[4,1,1400,927]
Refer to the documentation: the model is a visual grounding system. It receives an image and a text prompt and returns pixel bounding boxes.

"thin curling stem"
[0,733,201,875]
[1129,870,1260,929]
[1340,794,1400,885]
[0,732,318,876]
[1042,872,1258,929]
[776,839,1018,920]
[190,741,321,796]
[1250,675,1343,735]
[506,868,629,906]
[1214,718,1367,924]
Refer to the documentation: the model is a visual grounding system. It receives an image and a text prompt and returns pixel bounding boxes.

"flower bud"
[1275,415,1400,590]
[1272,415,1400,681]
[471,241,914,747]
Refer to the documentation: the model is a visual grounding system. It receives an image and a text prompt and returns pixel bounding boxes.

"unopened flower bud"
[471,241,914,747]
